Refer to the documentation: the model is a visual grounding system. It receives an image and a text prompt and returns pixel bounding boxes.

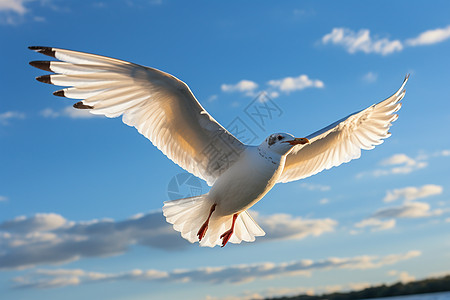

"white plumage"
[29,46,408,247]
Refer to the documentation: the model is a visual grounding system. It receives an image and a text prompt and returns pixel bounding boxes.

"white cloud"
[357,153,428,178]
[0,210,336,270]
[356,183,447,232]
[380,153,428,175]
[221,75,324,99]
[446,217,450,223]
[207,94,218,102]
[406,25,450,46]
[254,212,337,241]
[319,198,329,205]
[12,250,420,289]
[267,75,324,93]
[221,80,259,96]
[363,72,378,83]
[383,184,443,203]
[354,218,396,232]
[0,211,187,270]
[0,195,8,202]
[0,0,28,15]
[439,150,450,157]
[299,183,330,192]
[0,111,25,125]
[322,28,403,55]
[373,201,443,219]
[40,107,97,119]
[387,270,415,283]
[322,25,450,56]
[0,0,48,25]
[1,213,66,233]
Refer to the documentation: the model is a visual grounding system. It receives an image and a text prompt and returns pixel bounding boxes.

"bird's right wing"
[278,75,408,184]
[29,46,245,186]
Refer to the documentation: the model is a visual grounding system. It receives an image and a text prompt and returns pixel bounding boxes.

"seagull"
[29,46,408,247]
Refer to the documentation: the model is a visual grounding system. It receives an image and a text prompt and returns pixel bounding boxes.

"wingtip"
[29,60,52,72]
[73,102,93,109]
[28,46,56,58]
[35,75,52,84]
[53,90,65,97]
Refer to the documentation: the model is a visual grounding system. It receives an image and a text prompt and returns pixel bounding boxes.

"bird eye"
[277,135,283,141]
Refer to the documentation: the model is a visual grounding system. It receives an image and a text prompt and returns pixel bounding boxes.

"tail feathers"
[163,195,265,247]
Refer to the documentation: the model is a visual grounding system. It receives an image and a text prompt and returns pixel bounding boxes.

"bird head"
[261,133,309,155]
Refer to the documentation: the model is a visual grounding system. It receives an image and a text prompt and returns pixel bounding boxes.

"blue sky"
[1,0,450,299]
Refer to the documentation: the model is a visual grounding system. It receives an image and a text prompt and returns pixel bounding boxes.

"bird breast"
[209,146,285,216]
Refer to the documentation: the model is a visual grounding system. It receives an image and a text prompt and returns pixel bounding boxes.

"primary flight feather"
[29,46,408,247]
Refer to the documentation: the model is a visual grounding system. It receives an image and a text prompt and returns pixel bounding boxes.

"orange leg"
[197,204,216,242]
[220,213,238,248]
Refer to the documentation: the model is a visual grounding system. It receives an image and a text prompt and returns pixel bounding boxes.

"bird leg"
[197,204,216,242]
[220,213,238,248]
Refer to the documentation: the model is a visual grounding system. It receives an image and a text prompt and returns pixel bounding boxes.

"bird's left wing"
[29,46,245,186]
[278,75,408,184]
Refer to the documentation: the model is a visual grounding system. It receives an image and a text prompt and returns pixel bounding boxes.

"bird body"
[29,46,408,247]
[210,145,283,216]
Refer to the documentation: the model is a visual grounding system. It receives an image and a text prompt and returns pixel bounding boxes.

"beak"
[285,137,309,146]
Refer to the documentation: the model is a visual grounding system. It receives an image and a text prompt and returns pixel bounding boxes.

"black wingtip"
[28,46,56,58]
[36,75,52,84]
[29,61,52,72]
[73,102,93,110]
[53,90,65,97]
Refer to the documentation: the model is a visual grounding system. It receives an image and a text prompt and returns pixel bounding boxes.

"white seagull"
[29,46,408,247]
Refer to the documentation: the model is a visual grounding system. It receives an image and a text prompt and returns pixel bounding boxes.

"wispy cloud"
[0,0,47,25]
[358,150,450,178]
[383,184,443,203]
[319,198,329,205]
[322,28,403,55]
[0,195,8,202]
[357,153,428,178]
[254,212,337,241]
[221,75,324,99]
[12,250,420,289]
[387,270,415,283]
[379,153,428,175]
[354,218,396,232]
[299,183,331,192]
[0,111,25,125]
[354,183,447,232]
[373,201,443,219]
[362,71,378,83]
[40,107,97,119]
[0,210,336,270]
[322,25,450,55]
[0,0,28,15]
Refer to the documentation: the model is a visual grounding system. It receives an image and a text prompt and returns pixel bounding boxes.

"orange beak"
[285,137,309,146]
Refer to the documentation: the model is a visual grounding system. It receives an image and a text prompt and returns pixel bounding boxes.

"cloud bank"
[12,250,421,289]
[0,210,337,270]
